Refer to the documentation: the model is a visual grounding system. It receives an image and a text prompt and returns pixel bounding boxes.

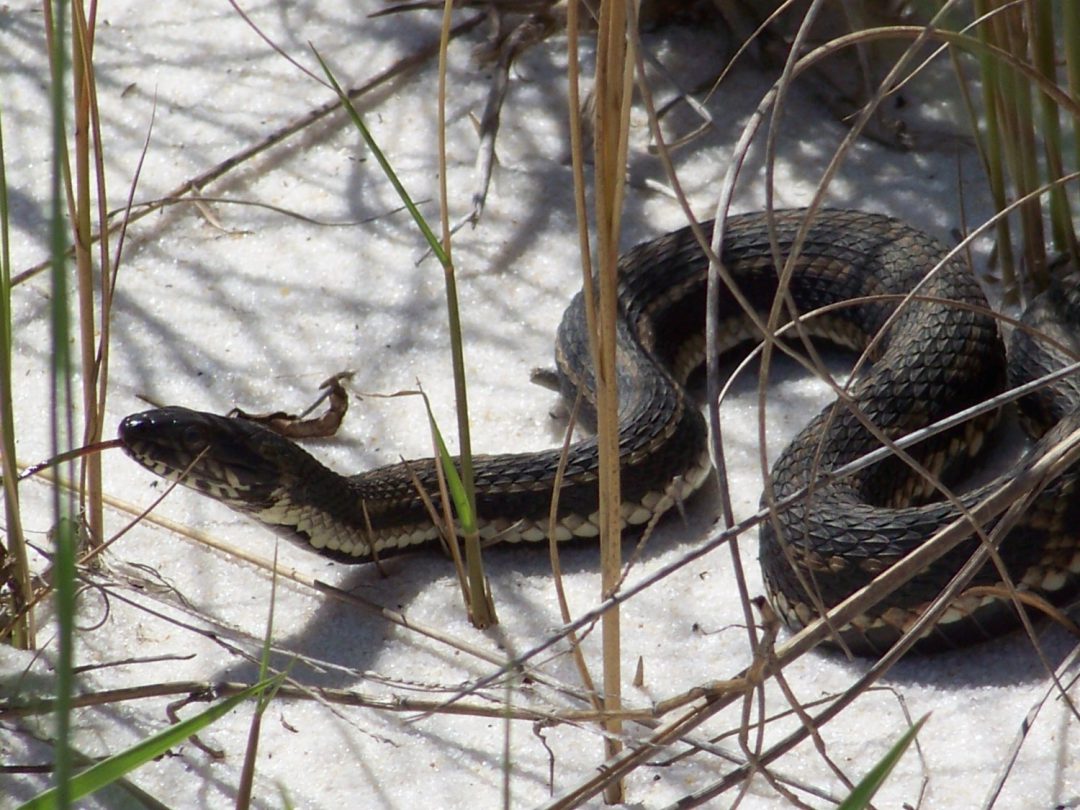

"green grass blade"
[314,48,490,622]
[45,0,76,803]
[838,714,928,810]
[419,392,476,535]
[19,676,284,809]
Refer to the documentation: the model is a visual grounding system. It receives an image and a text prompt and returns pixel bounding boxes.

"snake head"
[118,407,290,510]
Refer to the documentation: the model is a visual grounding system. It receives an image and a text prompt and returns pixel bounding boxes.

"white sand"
[3,3,1078,808]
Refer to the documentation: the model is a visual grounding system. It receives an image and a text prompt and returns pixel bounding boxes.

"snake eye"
[181,424,209,451]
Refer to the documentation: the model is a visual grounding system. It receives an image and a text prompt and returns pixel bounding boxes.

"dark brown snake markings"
[120,209,1080,656]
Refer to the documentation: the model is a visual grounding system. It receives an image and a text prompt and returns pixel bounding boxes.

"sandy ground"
[2,2,1079,808]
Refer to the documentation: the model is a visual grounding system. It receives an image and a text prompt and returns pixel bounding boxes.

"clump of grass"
[964,1,1080,298]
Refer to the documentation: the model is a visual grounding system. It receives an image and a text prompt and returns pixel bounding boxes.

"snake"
[118,209,1080,656]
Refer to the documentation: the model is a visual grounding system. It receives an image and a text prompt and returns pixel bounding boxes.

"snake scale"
[119,209,1080,655]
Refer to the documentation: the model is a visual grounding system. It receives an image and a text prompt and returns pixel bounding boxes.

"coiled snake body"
[120,209,1080,655]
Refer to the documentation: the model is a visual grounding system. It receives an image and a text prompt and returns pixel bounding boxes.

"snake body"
[119,209,1080,655]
